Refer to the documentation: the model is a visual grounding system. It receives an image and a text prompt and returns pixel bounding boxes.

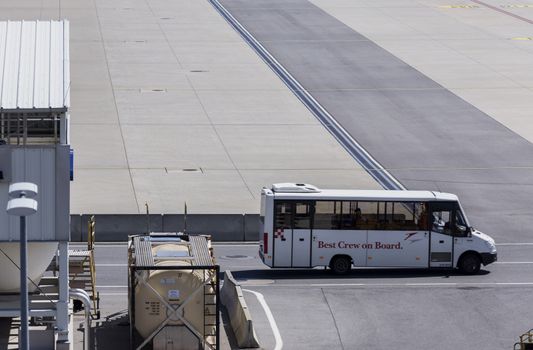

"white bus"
[259,183,497,275]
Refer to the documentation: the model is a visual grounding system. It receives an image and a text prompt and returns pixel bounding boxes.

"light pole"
[6,182,38,350]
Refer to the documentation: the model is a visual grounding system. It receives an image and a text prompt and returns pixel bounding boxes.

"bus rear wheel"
[330,256,351,275]
[459,253,481,275]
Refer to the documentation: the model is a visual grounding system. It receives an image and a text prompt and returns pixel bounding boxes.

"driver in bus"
[418,204,428,230]
[432,212,452,234]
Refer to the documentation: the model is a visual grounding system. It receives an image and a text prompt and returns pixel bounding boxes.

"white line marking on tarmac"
[308,282,533,287]
[312,282,533,287]
[213,243,259,247]
[496,243,533,246]
[243,289,283,350]
[99,293,128,296]
[241,282,533,288]
[97,285,128,288]
[95,264,127,267]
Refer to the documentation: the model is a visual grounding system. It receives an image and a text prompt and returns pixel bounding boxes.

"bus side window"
[274,201,293,230]
[377,202,393,230]
[435,211,451,234]
[294,202,312,229]
[429,202,455,235]
[389,202,415,230]
[358,202,378,230]
[340,201,358,229]
[314,201,340,229]
[415,202,428,231]
[453,205,468,237]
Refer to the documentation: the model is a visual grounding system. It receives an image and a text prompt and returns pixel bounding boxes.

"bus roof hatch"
[271,183,321,193]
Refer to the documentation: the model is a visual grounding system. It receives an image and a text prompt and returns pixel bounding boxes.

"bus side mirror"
[456,225,470,237]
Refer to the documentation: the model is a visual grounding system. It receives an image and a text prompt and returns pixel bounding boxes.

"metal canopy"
[0,20,70,113]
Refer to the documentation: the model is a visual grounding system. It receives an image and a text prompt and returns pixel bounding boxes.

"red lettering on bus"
[318,241,336,248]
[375,242,402,249]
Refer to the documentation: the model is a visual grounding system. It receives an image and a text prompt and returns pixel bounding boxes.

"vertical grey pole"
[56,242,70,345]
[184,202,187,234]
[20,215,29,350]
[145,203,150,234]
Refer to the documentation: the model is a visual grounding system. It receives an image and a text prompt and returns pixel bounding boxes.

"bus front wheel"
[330,256,351,275]
[458,253,481,275]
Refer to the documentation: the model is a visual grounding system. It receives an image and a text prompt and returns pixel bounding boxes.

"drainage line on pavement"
[209,0,405,191]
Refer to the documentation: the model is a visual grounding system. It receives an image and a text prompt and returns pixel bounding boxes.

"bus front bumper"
[481,252,497,266]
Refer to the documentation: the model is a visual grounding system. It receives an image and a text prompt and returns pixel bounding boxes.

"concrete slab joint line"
[220,271,261,348]
[321,288,345,350]
[208,0,404,192]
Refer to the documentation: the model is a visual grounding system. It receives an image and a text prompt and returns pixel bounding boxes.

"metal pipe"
[69,288,91,350]
[19,216,29,350]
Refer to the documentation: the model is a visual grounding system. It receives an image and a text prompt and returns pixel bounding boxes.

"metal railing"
[0,112,64,145]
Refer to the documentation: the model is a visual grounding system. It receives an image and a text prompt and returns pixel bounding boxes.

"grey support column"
[19,216,28,350]
[56,241,70,347]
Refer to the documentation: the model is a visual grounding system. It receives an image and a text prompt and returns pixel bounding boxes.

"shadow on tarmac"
[0,318,15,350]
[220,304,241,350]
[91,311,131,349]
[90,308,236,350]
[228,268,490,281]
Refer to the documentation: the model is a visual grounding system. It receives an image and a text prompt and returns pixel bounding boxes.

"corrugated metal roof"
[0,20,69,112]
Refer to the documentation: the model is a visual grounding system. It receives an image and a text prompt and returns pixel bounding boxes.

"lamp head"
[7,198,38,216]
[8,182,38,198]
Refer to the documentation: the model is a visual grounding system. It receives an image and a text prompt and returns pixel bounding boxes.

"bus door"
[292,202,313,267]
[273,201,293,267]
[429,202,455,268]
[273,201,313,267]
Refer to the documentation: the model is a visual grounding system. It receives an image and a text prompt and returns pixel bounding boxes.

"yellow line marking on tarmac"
[511,37,533,40]
[502,4,533,8]
[439,4,480,8]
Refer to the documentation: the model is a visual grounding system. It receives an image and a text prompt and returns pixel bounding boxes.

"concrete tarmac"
[80,242,533,350]
[209,1,533,348]
[218,0,533,244]
[0,0,379,215]
[2,0,533,349]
